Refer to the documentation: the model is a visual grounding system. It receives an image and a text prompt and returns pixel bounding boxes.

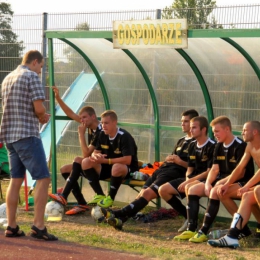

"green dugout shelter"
[45,28,260,194]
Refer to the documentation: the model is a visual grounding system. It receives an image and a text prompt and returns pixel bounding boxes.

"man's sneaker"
[207,235,239,248]
[178,219,188,232]
[238,224,252,240]
[49,193,67,205]
[174,231,197,241]
[88,194,106,206]
[189,231,208,243]
[98,195,114,208]
[65,205,90,215]
[255,228,260,238]
[107,217,123,230]
[100,208,115,219]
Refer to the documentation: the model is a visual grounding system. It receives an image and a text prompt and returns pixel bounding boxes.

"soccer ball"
[0,203,7,218]
[45,201,64,216]
[91,206,105,223]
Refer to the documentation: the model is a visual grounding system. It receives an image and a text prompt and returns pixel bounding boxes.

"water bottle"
[208,229,229,239]
[45,213,62,222]
[131,171,149,181]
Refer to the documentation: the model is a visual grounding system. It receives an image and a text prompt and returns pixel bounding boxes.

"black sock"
[62,167,87,205]
[62,163,82,200]
[109,176,122,200]
[83,168,104,195]
[166,195,187,218]
[187,195,200,232]
[200,198,220,235]
[228,227,241,239]
[61,172,70,180]
[114,197,149,218]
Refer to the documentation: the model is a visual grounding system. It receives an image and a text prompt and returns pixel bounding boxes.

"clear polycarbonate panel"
[67,38,152,124]
[159,128,186,160]
[186,38,260,130]
[130,48,207,126]
[233,38,260,70]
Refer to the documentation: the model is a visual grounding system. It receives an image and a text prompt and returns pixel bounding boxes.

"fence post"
[156,9,161,19]
[41,13,48,88]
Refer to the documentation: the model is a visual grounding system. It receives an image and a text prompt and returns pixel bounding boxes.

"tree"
[63,22,90,72]
[52,22,91,87]
[162,0,219,29]
[0,2,24,84]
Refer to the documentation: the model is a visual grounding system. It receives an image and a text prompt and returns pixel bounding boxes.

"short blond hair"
[210,116,232,130]
[100,110,117,121]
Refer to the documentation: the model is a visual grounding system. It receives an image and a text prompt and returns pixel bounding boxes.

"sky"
[4,0,260,14]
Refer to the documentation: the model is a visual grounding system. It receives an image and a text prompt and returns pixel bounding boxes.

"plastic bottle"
[45,213,62,222]
[208,229,229,239]
[131,171,149,181]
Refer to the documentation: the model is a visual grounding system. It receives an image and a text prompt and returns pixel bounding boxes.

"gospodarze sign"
[113,19,187,49]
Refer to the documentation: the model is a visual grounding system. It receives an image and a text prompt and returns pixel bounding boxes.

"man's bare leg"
[5,178,24,235]
[219,183,241,215]
[33,177,50,229]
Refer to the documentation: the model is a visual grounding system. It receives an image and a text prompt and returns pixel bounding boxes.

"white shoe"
[207,235,239,248]
[178,219,188,232]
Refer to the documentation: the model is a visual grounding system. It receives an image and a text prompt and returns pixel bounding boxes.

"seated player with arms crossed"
[174,116,254,243]
[101,109,199,230]
[158,116,216,233]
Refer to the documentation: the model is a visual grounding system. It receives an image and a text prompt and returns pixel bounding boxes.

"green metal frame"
[121,48,160,161]
[176,49,214,138]
[221,37,260,80]
[61,39,110,109]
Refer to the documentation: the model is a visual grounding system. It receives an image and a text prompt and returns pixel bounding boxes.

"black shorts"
[99,164,131,180]
[143,166,185,196]
[168,178,186,199]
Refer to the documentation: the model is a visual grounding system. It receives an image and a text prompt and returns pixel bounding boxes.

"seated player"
[207,121,260,248]
[50,110,139,209]
[101,109,199,230]
[207,185,260,248]
[49,87,101,215]
[158,116,216,233]
[174,116,254,243]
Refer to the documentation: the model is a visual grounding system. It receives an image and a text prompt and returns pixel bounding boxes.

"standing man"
[158,116,216,232]
[49,110,139,208]
[174,116,254,243]
[51,87,102,215]
[101,109,199,230]
[0,50,57,240]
